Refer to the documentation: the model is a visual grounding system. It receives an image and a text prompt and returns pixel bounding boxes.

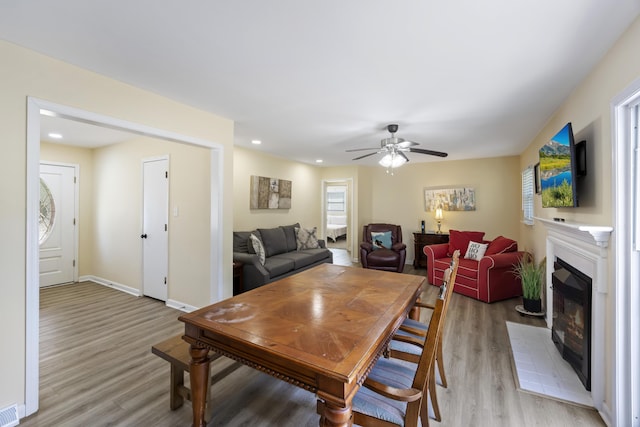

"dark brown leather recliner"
[360,223,407,273]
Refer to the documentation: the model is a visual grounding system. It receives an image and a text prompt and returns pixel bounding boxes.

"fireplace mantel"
[535,216,614,417]
[534,217,613,248]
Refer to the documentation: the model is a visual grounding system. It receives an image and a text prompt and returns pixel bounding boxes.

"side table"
[233,261,244,295]
[413,232,449,269]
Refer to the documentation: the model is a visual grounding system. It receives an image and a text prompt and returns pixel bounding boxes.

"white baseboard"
[166,299,198,313]
[80,275,142,297]
[79,275,197,313]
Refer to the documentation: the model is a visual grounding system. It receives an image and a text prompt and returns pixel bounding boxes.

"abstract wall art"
[424,186,476,211]
[250,175,292,209]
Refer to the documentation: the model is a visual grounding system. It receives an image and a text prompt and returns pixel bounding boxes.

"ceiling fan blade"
[396,140,419,148]
[352,152,380,161]
[409,147,449,158]
[346,147,380,152]
[399,151,410,162]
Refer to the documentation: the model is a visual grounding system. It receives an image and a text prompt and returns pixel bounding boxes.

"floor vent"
[0,404,19,427]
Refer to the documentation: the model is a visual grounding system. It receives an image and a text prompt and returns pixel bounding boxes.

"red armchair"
[360,223,407,273]
[423,230,527,303]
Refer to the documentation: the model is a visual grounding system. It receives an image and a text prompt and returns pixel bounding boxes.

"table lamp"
[435,208,444,234]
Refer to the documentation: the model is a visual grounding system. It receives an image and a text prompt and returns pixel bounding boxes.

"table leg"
[320,401,352,427]
[189,345,211,427]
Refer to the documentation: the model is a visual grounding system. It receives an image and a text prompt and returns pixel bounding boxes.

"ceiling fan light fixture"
[378,152,407,168]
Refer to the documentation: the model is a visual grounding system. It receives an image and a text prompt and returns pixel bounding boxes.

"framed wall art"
[424,186,476,211]
[250,175,292,209]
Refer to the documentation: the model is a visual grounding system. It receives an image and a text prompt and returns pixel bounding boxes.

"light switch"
[173,206,179,217]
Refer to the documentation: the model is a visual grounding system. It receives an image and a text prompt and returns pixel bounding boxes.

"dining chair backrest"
[439,249,460,313]
[409,276,449,394]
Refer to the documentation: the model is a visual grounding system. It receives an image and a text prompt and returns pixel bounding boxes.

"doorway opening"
[322,179,356,264]
[25,97,225,416]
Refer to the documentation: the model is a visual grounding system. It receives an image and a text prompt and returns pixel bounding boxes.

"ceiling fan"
[347,124,448,169]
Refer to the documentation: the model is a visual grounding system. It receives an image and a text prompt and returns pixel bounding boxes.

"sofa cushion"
[263,255,295,277]
[485,235,518,255]
[233,231,253,253]
[296,226,320,250]
[464,241,488,261]
[258,227,289,257]
[367,248,401,268]
[279,249,327,269]
[448,230,485,256]
[371,231,392,250]
[456,258,480,281]
[280,223,300,252]
[249,233,266,264]
[298,248,332,264]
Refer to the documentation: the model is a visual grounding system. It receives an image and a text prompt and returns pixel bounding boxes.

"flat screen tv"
[539,122,579,207]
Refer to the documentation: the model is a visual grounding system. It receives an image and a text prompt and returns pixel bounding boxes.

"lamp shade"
[435,208,444,220]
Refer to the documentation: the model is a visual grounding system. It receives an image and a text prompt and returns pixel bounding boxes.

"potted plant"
[513,255,545,313]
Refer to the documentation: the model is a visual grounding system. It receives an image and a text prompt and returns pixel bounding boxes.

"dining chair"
[388,250,460,422]
[316,271,450,427]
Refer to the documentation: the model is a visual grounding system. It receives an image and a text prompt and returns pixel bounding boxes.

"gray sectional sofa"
[232,223,333,292]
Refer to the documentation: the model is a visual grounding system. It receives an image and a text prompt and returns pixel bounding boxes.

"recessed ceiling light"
[251,140,262,145]
[48,133,63,139]
[315,159,323,163]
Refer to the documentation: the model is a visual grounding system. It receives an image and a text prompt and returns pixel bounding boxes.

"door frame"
[321,178,357,262]
[25,97,225,416]
[39,161,80,285]
[612,77,640,427]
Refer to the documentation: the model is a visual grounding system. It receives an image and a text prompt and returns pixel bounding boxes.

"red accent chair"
[423,230,527,303]
[360,223,407,273]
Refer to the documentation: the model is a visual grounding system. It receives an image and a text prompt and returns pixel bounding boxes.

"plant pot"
[523,297,542,313]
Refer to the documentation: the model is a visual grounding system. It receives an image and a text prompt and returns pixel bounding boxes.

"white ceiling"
[2,1,639,166]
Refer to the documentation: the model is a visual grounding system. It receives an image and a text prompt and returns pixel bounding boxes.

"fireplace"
[552,257,592,390]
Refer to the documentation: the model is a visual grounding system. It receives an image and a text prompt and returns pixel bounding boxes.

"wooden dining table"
[178,263,425,427]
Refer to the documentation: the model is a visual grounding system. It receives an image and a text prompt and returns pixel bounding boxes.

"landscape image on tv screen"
[539,123,575,207]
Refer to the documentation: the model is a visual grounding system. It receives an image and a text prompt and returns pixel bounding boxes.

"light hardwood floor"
[22,251,604,426]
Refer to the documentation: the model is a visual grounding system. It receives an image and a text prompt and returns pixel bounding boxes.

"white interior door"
[142,157,169,301]
[39,163,76,287]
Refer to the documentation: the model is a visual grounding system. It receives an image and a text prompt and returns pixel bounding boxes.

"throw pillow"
[233,231,252,253]
[295,226,320,250]
[249,233,266,265]
[371,231,393,250]
[464,241,488,261]
[485,235,518,255]
[448,229,485,256]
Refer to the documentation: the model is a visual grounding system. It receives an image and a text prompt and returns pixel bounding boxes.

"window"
[327,186,346,212]
[39,178,56,244]
[522,166,534,225]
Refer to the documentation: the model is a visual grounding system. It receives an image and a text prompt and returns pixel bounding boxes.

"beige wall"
[42,138,213,305]
[233,147,323,231]
[0,40,233,410]
[40,142,95,277]
[355,156,522,262]
[519,15,640,415]
[233,150,521,264]
[91,137,212,305]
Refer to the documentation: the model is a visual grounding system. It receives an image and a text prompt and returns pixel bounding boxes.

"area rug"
[506,321,593,407]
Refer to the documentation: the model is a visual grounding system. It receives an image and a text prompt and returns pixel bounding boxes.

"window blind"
[522,166,534,225]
